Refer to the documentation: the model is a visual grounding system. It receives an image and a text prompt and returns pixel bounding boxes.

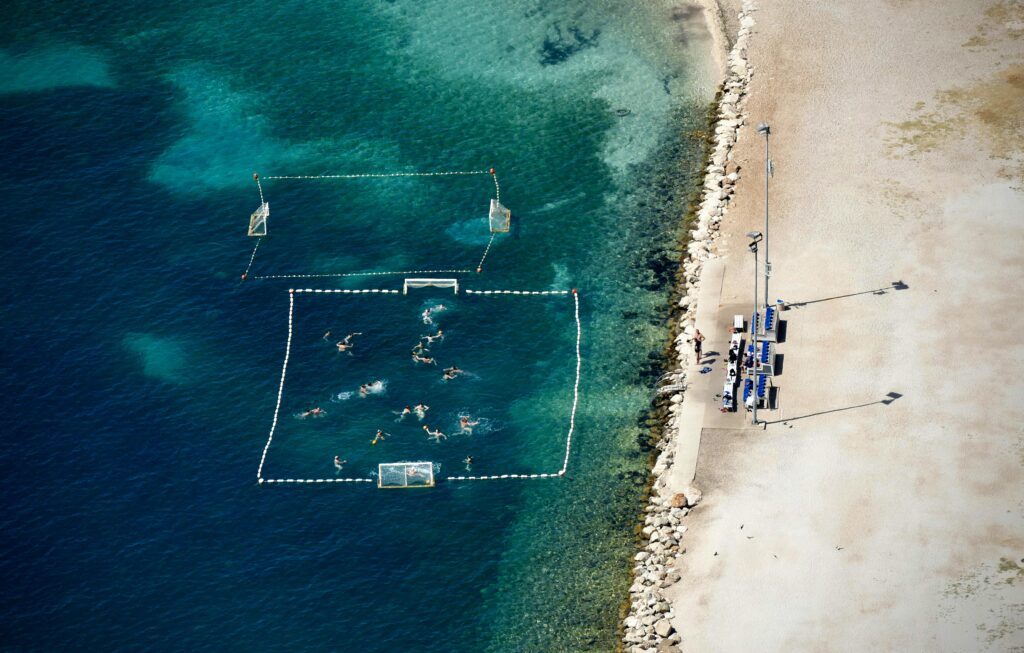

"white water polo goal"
[248,202,269,237]
[402,278,459,294]
[489,199,511,233]
[378,462,436,488]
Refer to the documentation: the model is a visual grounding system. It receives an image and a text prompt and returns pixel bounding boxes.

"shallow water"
[0,1,712,649]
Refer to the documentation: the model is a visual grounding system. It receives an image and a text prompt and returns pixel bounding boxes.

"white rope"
[252,269,472,281]
[257,290,295,483]
[448,289,581,482]
[262,478,375,484]
[257,287,582,486]
[464,289,570,295]
[255,175,265,205]
[476,233,496,273]
[291,288,401,294]
[492,170,501,204]
[561,289,581,475]
[242,238,261,279]
[262,170,491,180]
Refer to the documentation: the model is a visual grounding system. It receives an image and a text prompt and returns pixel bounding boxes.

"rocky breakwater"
[621,2,756,652]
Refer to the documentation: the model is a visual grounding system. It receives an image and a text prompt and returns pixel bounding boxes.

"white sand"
[665,0,1024,650]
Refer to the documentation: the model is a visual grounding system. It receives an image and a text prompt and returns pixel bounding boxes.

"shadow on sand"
[785,280,908,310]
[765,392,902,425]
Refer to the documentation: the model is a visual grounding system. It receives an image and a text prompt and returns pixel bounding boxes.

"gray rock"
[654,619,675,638]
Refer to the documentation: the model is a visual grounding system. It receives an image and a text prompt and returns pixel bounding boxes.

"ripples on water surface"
[0,0,713,649]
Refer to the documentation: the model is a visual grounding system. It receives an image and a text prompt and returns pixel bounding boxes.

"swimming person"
[334,455,347,471]
[459,416,479,435]
[336,332,363,352]
[414,404,429,420]
[300,406,325,419]
[422,308,433,325]
[463,455,473,471]
[423,425,447,442]
[322,330,331,341]
[412,342,427,355]
[359,384,369,398]
[371,429,388,445]
[422,329,444,344]
[394,406,413,421]
[412,353,436,365]
[442,365,462,381]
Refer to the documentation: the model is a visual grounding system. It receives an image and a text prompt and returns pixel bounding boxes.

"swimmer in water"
[322,330,331,341]
[414,404,429,420]
[334,455,347,471]
[422,329,444,344]
[300,406,325,418]
[359,384,369,398]
[422,308,433,325]
[442,365,462,381]
[394,406,413,421]
[336,332,363,352]
[463,455,473,471]
[412,353,436,365]
[412,342,427,355]
[371,429,388,446]
[423,425,447,442]
[459,416,479,435]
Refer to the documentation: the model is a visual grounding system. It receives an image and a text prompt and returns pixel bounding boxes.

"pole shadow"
[785,280,909,310]
[765,392,902,425]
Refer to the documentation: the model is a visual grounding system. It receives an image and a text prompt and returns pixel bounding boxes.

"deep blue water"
[0,1,711,650]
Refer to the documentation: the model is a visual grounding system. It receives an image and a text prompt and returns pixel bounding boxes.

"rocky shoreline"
[621,2,756,651]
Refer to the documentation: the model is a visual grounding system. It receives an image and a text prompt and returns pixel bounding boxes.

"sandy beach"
[628,0,1024,650]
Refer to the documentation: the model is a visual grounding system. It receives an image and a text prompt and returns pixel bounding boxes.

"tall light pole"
[746,231,763,426]
[756,123,771,307]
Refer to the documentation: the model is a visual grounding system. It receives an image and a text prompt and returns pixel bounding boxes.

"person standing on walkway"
[694,329,706,363]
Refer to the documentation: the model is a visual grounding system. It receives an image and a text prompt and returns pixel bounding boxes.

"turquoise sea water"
[0,1,712,650]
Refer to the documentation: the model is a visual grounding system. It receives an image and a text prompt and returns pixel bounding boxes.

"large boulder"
[654,619,675,638]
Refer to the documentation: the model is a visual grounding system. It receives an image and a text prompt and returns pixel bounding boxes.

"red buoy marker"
[476,267,482,273]
[241,273,247,281]
[489,168,495,175]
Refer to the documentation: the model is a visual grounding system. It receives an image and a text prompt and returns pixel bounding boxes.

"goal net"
[403,278,459,294]
[489,199,511,233]
[378,462,436,488]
[248,202,269,237]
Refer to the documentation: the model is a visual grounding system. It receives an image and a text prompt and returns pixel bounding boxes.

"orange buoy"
[572,288,577,294]
[489,168,495,175]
